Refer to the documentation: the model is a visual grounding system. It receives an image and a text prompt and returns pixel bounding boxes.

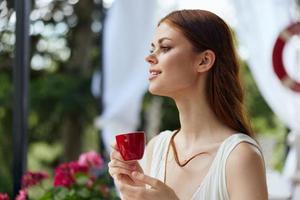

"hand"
[116,171,179,200]
[108,143,144,186]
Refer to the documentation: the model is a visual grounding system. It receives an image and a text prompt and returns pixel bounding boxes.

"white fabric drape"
[96,0,156,151]
[232,0,300,131]
[232,0,300,197]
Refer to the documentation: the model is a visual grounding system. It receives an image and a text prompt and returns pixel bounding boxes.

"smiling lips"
[149,70,162,80]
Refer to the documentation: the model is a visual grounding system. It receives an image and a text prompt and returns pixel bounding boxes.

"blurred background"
[0,0,299,199]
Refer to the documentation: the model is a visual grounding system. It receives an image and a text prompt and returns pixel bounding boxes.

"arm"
[226,142,268,200]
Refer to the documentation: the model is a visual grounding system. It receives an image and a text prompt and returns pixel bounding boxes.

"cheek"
[171,70,198,89]
[149,66,197,96]
[166,58,197,84]
[148,52,198,95]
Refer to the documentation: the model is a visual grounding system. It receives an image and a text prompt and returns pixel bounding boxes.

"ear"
[197,50,215,73]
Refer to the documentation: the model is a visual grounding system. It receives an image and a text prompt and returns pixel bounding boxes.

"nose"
[145,53,158,65]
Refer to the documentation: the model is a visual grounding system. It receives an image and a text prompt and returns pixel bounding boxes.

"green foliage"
[240,61,286,135]
[29,73,98,142]
[0,0,103,193]
[28,142,62,171]
[35,174,119,200]
[159,97,180,131]
[0,73,13,194]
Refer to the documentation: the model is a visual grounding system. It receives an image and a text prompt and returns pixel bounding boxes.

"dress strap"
[219,134,264,200]
[222,134,263,163]
[150,130,173,180]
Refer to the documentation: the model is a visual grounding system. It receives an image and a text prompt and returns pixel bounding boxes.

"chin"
[148,85,161,95]
[148,86,159,95]
[148,86,170,97]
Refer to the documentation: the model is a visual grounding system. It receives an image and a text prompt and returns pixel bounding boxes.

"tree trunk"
[61,0,96,161]
[67,0,95,75]
[62,115,82,161]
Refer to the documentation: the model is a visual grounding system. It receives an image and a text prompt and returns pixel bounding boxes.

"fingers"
[108,143,144,186]
[109,159,137,171]
[110,145,141,166]
[109,148,139,170]
[110,143,118,150]
[116,174,136,186]
[110,147,123,161]
[110,145,136,163]
[115,178,146,199]
[131,171,162,189]
[108,148,139,179]
[108,159,136,178]
[108,159,137,174]
[108,166,133,178]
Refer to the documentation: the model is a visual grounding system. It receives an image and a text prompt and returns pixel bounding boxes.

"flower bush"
[0,193,10,200]
[0,151,119,200]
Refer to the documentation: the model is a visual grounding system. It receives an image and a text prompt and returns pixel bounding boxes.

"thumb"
[110,142,118,150]
[131,171,163,189]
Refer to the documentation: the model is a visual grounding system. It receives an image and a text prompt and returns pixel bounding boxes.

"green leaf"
[53,187,69,200]
[38,189,54,200]
[76,187,90,199]
[74,173,89,186]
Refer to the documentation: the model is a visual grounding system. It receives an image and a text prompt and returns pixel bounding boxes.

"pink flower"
[0,193,10,200]
[22,171,48,188]
[99,185,110,198]
[54,161,88,188]
[15,189,27,200]
[78,151,104,169]
[86,177,96,188]
[68,161,88,174]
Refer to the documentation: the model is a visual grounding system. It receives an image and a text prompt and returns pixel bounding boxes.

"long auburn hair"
[159,9,254,138]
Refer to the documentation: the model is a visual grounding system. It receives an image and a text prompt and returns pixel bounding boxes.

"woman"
[108,9,268,200]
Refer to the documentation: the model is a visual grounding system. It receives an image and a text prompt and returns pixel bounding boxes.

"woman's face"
[146,22,202,97]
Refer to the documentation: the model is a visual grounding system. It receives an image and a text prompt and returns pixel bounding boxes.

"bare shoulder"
[228,141,263,164]
[226,141,268,200]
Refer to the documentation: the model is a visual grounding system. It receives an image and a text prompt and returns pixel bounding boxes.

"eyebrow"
[151,37,172,47]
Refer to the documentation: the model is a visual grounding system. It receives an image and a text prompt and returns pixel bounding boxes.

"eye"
[149,46,171,54]
[160,46,171,53]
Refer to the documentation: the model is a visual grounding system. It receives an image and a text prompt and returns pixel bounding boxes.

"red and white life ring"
[272,22,300,92]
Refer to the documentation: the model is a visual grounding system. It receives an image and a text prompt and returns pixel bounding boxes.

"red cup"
[115,131,146,161]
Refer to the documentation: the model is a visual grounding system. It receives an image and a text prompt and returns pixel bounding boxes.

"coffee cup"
[115,131,145,161]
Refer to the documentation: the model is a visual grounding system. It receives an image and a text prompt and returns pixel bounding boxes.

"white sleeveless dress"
[148,130,263,200]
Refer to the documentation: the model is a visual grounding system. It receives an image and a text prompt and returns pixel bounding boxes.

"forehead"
[153,22,187,44]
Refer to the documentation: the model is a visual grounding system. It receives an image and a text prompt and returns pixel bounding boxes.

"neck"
[173,92,232,147]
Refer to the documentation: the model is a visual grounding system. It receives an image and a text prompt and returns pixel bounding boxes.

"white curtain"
[96,0,156,151]
[232,0,300,186]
